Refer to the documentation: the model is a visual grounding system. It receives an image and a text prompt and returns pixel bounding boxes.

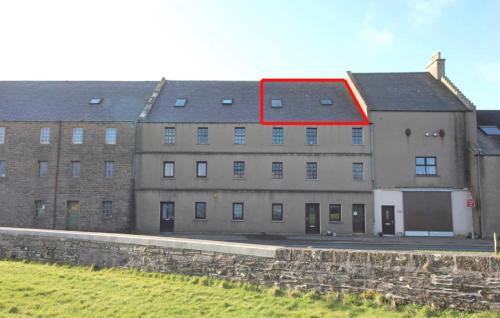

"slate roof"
[477,110,500,155]
[145,80,365,123]
[0,81,158,122]
[350,72,469,112]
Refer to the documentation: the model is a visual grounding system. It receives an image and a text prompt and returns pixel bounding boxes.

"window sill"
[163,143,176,146]
[193,218,207,221]
[271,144,284,146]
[271,220,285,223]
[163,177,175,179]
[329,221,343,224]
[415,174,439,177]
[353,179,365,182]
[305,144,318,146]
[305,178,320,181]
[272,178,283,180]
[231,219,245,222]
[233,143,246,146]
[233,177,246,180]
[196,176,207,179]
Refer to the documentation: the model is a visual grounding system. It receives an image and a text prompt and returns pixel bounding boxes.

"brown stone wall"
[0,121,136,232]
[0,231,498,312]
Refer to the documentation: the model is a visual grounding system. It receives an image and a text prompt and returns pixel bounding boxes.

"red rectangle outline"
[260,78,370,126]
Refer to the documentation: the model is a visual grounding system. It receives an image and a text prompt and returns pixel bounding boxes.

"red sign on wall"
[467,193,476,208]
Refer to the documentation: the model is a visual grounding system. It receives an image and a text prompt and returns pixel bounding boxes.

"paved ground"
[159,233,495,253]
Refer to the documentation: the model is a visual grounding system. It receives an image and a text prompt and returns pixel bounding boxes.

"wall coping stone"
[0,227,279,258]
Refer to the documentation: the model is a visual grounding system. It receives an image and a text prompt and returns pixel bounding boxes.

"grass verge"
[0,260,497,318]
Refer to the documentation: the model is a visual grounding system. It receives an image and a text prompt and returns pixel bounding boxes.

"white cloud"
[411,0,455,27]
[360,26,394,47]
[476,63,500,82]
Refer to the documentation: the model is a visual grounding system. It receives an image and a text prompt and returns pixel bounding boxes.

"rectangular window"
[272,127,283,145]
[416,157,437,175]
[329,204,341,222]
[272,162,283,179]
[102,201,113,219]
[233,161,245,178]
[105,128,116,144]
[105,161,114,178]
[234,127,246,144]
[72,127,83,144]
[164,127,176,144]
[306,128,317,145]
[271,99,283,108]
[0,160,5,177]
[0,127,5,144]
[197,127,208,144]
[35,200,46,217]
[232,203,244,220]
[352,128,363,145]
[40,127,51,144]
[163,161,174,177]
[39,161,48,177]
[195,202,206,219]
[352,163,364,180]
[197,161,207,177]
[272,204,283,221]
[306,162,317,179]
[71,161,81,177]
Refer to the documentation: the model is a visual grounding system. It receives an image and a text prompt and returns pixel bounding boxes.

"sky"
[0,0,499,110]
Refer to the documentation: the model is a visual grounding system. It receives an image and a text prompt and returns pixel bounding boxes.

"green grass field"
[0,260,497,318]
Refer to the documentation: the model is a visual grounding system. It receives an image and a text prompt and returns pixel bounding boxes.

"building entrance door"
[305,203,320,234]
[160,202,175,232]
[352,204,365,234]
[66,201,80,230]
[381,205,395,235]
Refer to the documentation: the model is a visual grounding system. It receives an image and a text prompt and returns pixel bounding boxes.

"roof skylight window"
[89,97,103,105]
[222,98,233,105]
[175,98,187,107]
[320,99,333,106]
[479,126,500,136]
[271,99,283,108]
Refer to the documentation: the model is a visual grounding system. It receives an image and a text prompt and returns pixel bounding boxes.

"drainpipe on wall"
[474,152,482,238]
[369,121,376,234]
[52,120,62,230]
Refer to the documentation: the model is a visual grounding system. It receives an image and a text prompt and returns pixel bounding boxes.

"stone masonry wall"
[0,229,498,312]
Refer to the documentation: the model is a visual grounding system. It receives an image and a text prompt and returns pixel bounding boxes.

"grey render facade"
[0,53,498,237]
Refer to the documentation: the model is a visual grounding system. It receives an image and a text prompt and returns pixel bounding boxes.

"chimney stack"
[426,51,445,80]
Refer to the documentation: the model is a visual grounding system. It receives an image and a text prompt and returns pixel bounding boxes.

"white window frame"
[40,127,51,144]
[105,128,117,145]
[72,127,83,144]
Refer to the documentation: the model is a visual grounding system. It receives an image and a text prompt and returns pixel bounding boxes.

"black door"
[352,204,365,234]
[305,204,320,234]
[381,205,395,235]
[160,202,174,232]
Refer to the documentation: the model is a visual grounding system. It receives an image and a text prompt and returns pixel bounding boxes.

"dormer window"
[89,97,103,105]
[479,126,500,136]
[175,98,187,107]
[221,98,233,105]
[271,99,282,108]
[320,99,333,106]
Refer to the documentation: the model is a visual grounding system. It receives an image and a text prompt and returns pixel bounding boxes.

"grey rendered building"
[135,80,373,234]
[0,81,158,232]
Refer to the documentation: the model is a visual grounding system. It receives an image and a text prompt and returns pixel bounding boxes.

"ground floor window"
[329,204,341,222]
[272,204,283,221]
[232,203,244,220]
[102,201,113,218]
[35,200,46,217]
[195,202,206,219]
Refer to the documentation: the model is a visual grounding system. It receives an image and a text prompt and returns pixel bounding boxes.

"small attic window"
[89,97,103,105]
[320,99,333,106]
[175,98,187,107]
[271,99,283,108]
[221,98,233,105]
[480,126,500,136]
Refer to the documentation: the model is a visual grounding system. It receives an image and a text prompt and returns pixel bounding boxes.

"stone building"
[0,53,497,237]
[0,81,158,232]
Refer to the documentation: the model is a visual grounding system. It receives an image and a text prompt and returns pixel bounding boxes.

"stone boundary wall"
[0,227,499,312]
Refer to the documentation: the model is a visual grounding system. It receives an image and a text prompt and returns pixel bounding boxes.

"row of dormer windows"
[164,127,364,146]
